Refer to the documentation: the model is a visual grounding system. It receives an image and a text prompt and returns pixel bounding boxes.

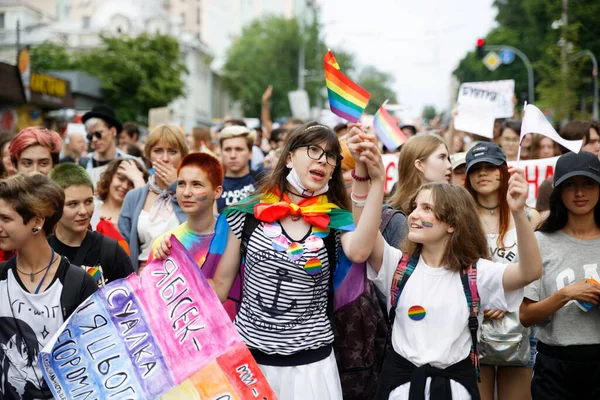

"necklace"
[16,249,56,283]
[476,200,500,215]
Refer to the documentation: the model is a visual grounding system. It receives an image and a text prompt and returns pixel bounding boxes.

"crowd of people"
[0,98,599,400]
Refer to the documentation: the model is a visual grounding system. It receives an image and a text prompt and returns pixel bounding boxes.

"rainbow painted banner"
[39,237,275,400]
[324,50,370,122]
[373,103,407,151]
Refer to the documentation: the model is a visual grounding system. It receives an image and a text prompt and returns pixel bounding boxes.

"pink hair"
[9,127,63,166]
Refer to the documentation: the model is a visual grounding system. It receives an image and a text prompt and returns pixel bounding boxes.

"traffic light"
[476,38,485,59]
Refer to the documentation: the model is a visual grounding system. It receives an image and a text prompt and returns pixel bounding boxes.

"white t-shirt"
[368,243,524,399]
[137,210,180,261]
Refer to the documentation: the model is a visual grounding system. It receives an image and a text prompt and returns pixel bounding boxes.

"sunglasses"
[87,130,103,141]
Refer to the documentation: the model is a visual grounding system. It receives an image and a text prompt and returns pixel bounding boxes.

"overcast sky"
[318,0,497,118]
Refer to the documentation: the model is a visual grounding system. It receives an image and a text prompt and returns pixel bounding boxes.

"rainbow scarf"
[201,192,365,312]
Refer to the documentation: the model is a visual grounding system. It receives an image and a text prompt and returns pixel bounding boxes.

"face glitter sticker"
[286,242,304,260]
[312,226,330,238]
[272,235,291,252]
[304,257,323,275]
[263,222,282,238]
[421,218,434,228]
[304,235,324,252]
[408,305,426,321]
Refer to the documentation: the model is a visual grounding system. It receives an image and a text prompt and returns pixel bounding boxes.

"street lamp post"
[484,44,535,104]
[569,50,599,120]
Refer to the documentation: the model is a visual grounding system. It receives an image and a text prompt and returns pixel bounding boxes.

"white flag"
[521,104,583,153]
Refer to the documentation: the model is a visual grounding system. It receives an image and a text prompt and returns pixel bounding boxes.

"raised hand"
[118,160,146,188]
[507,166,528,212]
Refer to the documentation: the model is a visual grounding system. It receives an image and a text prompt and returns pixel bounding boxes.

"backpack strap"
[323,228,337,318]
[388,252,419,325]
[460,263,481,381]
[379,208,403,233]
[60,259,89,320]
[241,213,261,258]
[99,234,119,272]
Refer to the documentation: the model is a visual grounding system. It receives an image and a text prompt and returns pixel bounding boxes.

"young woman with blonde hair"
[388,134,451,215]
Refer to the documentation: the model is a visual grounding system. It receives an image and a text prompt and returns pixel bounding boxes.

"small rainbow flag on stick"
[324,50,370,122]
[373,100,407,151]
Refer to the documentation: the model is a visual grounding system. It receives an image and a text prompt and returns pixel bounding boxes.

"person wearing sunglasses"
[217,125,262,212]
[80,105,135,186]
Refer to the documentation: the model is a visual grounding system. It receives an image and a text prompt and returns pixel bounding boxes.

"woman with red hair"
[9,127,62,175]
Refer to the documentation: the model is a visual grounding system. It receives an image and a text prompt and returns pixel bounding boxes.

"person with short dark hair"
[0,173,97,399]
[118,121,141,152]
[9,127,62,175]
[0,132,15,178]
[217,125,259,212]
[559,120,600,157]
[48,163,134,287]
[498,120,521,162]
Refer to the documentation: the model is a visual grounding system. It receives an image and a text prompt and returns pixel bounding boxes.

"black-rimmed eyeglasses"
[294,144,342,167]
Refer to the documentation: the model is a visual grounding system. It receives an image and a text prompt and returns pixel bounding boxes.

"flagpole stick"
[516,101,528,170]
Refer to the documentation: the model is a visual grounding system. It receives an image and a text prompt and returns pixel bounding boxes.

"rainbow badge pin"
[263,222,282,238]
[408,305,426,321]
[305,258,323,275]
[86,266,102,282]
[272,235,291,252]
[287,242,304,260]
[304,235,324,252]
[312,226,330,238]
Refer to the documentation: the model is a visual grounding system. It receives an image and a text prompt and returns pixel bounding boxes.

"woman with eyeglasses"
[170,122,381,399]
[118,125,189,274]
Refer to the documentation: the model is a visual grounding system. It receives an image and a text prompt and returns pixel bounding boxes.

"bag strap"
[323,228,337,318]
[60,260,88,320]
[99,234,119,272]
[71,232,94,266]
[460,263,481,381]
[241,213,261,258]
[379,208,402,233]
[388,253,419,325]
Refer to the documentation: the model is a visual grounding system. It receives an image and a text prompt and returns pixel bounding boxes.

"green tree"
[30,34,187,123]
[222,14,357,118]
[356,65,398,115]
[30,41,76,72]
[453,0,600,120]
[422,105,437,121]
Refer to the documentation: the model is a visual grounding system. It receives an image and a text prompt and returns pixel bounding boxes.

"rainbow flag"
[373,102,407,151]
[324,50,370,122]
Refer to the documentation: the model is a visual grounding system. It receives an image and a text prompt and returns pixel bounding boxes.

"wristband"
[351,168,370,182]
[351,192,368,200]
[351,192,366,207]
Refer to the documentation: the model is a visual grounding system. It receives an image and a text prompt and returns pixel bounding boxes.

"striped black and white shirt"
[227,211,336,355]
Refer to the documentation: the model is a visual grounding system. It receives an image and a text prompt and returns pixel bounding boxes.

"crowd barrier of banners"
[382,154,559,207]
[40,237,276,400]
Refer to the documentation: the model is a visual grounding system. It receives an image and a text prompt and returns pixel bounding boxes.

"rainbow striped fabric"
[373,103,407,151]
[324,50,370,122]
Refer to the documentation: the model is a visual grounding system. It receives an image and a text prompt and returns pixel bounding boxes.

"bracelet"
[351,192,366,207]
[351,192,368,200]
[351,168,370,182]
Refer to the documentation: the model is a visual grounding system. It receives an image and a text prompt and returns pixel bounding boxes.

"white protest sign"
[382,153,398,194]
[508,156,558,208]
[454,104,495,139]
[382,153,557,207]
[459,80,515,118]
[288,90,311,120]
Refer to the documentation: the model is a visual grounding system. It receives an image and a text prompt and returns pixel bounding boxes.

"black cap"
[553,151,600,187]
[82,105,123,133]
[465,142,507,174]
